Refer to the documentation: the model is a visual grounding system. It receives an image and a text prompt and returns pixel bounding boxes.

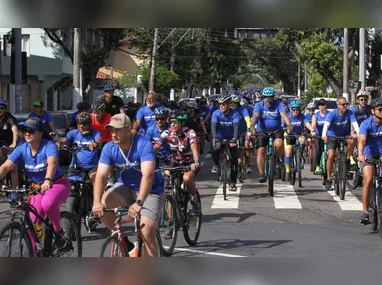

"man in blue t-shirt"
[56,112,102,185]
[358,98,382,225]
[211,96,240,191]
[28,100,55,135]
[321,97,359,190]
[92,114,164,257]
[132,91,161,134]
[250,87,292,183]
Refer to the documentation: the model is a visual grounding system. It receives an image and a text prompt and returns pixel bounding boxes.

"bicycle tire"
[221,155,228,200]
[339,156,347,200]
[159,194,178,257]
[290,152,296,186]
[57,211,82,257]
[297,148,302,188]
[346,162,361,190]
[65,195,82,232]
[182,192,202,246]
[370,185,378,232]
[99,235,128,257]
[0,221,33,257]
[377,181,382,238]
[267,153,275,196]
[332,160,339,195]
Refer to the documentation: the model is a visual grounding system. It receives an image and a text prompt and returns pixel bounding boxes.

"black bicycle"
[218,139,232,200]
[60,144,99,233]
[159,164,202,256]
[0,185,82,257]
[365,157,382,235]
[284,134,306,188]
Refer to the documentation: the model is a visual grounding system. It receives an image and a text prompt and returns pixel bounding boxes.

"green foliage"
[138,65,181,94]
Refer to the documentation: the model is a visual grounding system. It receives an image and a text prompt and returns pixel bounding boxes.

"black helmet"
[76,112,92,124]
[91,100,105,111]
[154,107,169,118]
[218,96,231,104]
[371,98,382,109]
[170,109,187,121]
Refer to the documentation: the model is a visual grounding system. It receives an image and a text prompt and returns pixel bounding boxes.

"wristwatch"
[136,199,144,207]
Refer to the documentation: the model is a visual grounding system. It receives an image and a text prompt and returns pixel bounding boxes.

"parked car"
[309,97,337,114]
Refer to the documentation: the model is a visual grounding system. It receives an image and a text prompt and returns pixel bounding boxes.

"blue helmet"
[289,100,302,109]
[0,99,7,107]
[262,87,275,97]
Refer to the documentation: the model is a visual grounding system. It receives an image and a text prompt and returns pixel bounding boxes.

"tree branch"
[43,28,73,61]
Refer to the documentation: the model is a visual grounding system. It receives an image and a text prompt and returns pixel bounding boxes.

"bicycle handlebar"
[160,165,192,172]
[60,144,91,152]
[327,136,354,141]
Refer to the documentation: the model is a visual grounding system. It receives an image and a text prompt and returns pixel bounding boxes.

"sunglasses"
[291,108,300,111]
[308,108,315,111]
[0,106,5,110]
[170,120,181,124]
[339,103,349,106]
[22,127,38,134]
[156,117,166,121]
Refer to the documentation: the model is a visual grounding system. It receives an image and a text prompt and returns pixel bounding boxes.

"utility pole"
[343,28,349,100]
[359,28,366,91]
[72,28,81,110]
[304,66,308,92]
[297,64,301,97]
[0,35,3,98]
[170,31,175,100]
[13,28,22,114]
[149,28,158,92]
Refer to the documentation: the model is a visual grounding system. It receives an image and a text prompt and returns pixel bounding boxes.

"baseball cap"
[105,114,131,129]
[317,99,327,106]
[23,117,43,131]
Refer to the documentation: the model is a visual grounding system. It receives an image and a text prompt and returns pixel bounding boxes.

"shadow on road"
[202,212,255,224]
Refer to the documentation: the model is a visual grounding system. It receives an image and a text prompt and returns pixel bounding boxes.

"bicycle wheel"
[370,185,378,232]
[183,192,202,246]
[100,235,128,257]
[221,155,228,200]
[339,156,347,200]
[158,193,178,257]
[65,195,82,231]
[290,153,296,186]
[267,153,275,196]
[346,161,361,190]
[0,221,33,257]
[297,148,302,188]
[56,211,82,257]
[332,160,339,195]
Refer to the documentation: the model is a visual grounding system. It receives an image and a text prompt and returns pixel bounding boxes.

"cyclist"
[358,98,382,225]
[0,117,72,253]
[202,97,219,153]
[28,100,55,136]
[182,101,205,155]
[241,98,254,173]
[132,91,161,134]
[90,100,112,145]
[0,99,19,188]
[230,95,251,175]
[103,84,125,116]
[311,99,329,174]
[156,109,201,212]
[321,97,359,190]
[69,102,92,130]
[283,100,313,181]
[92,114,165,257]
[211,96,240,191]
[56,112,102,185]
[251,87,292,183]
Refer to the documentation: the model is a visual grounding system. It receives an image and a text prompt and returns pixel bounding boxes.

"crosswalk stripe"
[273,184,302,209]
[211,183,242,209]
[327,190,363,211]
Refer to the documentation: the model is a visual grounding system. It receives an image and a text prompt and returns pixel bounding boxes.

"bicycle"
[328,136,353,200]
[60,144,99,233]
[317,140,328,186]
[284,134,305,188]
[365,157,382,235]
[0,145,16,188]
[305,136,315,172]
[216,139,233,200]
[0,185,82,257]
[159,164,202,256]
[346,144,362,190]
[99,207,163,257]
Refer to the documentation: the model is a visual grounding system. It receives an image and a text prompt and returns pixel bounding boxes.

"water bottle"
[34,222,44,241]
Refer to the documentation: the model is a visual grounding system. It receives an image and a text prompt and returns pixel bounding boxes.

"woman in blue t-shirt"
[0,117,72,254]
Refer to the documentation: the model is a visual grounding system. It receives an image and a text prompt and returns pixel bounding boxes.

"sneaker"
[246,166,252,174]
[285,172,290,182]
[314,166,322,175]
[259,173,266,183]
[106,178,114,189]
[325,179,332,190]
[54,229,73,252]
[190,194,201,213]
[359,212,370,225]
[229,183,237,192]
[161,227,174,239]
[87,215,101,231]
[124,237,138,257]
[211,165,219,174]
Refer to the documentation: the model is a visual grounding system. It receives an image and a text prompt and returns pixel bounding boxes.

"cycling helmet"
[262,87,275,97]
[154,106,169,117]
[33,100,44,107]
[371,98,382,108]
[91,100,105,111]
[104,84,115,91]
[185,100,198,109]
[306,103,316,109]
[240,98,248,107]
[170,109,187,121]
[231,95,241,103]
[0,99,8,107]
[168,100,177,110]
[218,96,232,104]
[357,90,369,98]
[289,100,302,109]
[76,112,92,124]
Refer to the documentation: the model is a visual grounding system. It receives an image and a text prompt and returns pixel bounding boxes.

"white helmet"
[104,84,115,91]
[307,103,316,109]
[357,90,368,98]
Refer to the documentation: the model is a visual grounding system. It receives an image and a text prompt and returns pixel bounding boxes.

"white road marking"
[327,190,363,211]
[211,183,242,209]
[168,247,246,257]
[204,154,212,159]
[273,184,302,209]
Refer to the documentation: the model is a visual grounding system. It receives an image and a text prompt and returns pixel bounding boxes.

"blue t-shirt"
[325,109,357,137]
[350,105,371,125]
[305,113,313,123]
[99,135,164,194]
[9,139,63,184]
[253,100,285,132]
[145,124,171,158]
[359,116,382,157]
[313,111,329,136]
[197,106,209,121]
[136,105,161,133]
[66,129,101,169]
[234,106,250,133]
[246,106,254,119]
[283,113,308,135]
[211,109,240,140]
[28,110,53,133]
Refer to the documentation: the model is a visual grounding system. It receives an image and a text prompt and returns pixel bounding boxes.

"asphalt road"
[1,150,382,257]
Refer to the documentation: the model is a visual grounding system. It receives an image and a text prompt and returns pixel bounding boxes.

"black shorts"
[363,156,381,167]
[326,138,348,151]
[256,130,284,148]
